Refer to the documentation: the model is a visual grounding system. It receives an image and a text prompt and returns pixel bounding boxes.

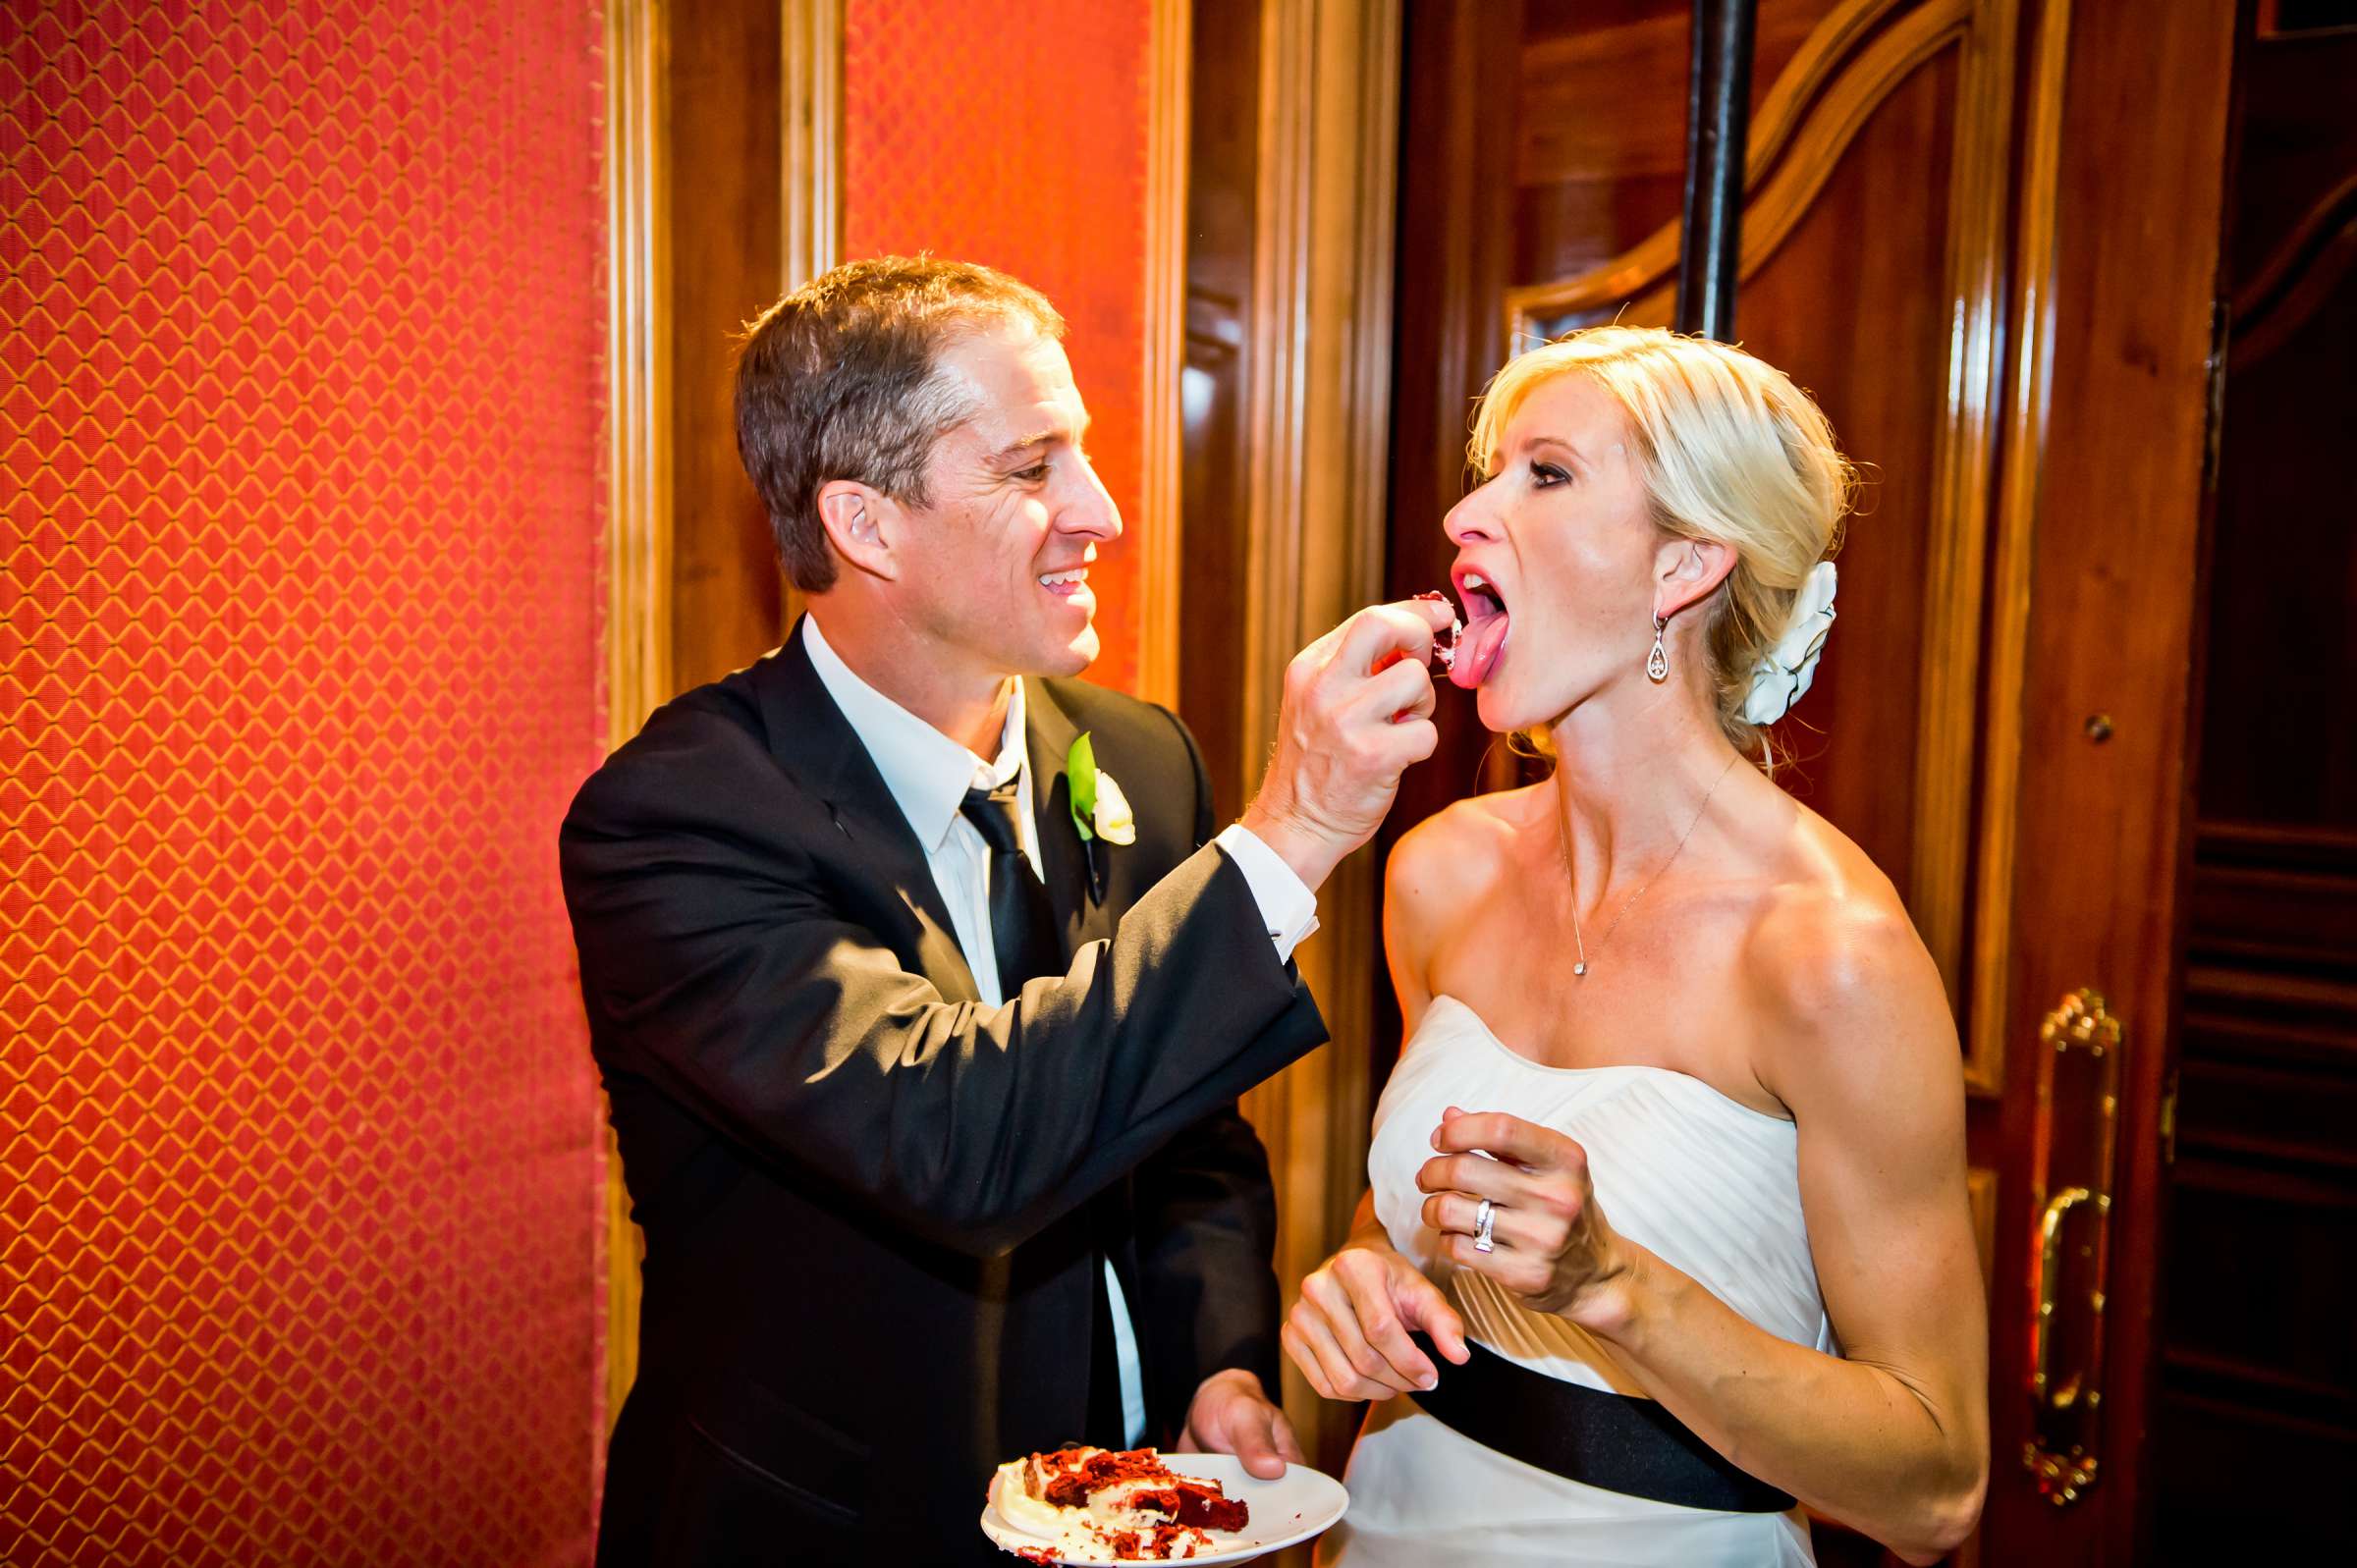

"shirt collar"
[803,615,1026,854]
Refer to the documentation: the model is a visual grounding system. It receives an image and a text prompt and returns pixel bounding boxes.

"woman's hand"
[1283,1234,1471,1402]
[1416,1106,1637,1326]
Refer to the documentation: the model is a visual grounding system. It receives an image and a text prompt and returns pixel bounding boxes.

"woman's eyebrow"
[1523,434,1586,468]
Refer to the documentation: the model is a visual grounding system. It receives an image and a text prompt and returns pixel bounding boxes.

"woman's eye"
[1530,461,1569,488]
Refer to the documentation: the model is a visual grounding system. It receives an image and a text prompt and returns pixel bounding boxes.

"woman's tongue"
[1451,604,1509,688]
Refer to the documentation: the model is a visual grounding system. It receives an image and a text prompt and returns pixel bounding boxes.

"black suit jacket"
[560,621,1328,1565]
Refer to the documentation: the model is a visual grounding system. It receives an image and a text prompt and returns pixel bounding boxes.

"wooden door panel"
[1389,1,2239,1562]
[1511,0,1837,287]
[1727,48,1961,925]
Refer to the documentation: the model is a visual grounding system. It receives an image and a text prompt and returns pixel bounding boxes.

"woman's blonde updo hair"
[1469,325,1857,758]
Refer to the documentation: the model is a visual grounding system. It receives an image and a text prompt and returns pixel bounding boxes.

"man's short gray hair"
[735,256,1066,592]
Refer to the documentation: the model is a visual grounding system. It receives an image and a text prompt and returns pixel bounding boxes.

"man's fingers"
[1272,1406,1307,1466]
[1227,1397,1288,1481]
[1351,650,1440,723]
[1337,603,1441,675]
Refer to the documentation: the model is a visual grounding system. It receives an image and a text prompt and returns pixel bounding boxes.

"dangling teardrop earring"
[1647,614,1669,682]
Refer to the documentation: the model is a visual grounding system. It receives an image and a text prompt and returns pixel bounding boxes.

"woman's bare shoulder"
[1384,785,1543,970]
[1388,785,1540,901]
[1740,803,1956,1087]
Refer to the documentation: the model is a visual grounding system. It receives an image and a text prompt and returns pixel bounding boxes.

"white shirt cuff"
[1213,822,1321,966]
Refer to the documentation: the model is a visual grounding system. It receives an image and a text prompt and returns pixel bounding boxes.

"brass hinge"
[2159,1074,2178,1166]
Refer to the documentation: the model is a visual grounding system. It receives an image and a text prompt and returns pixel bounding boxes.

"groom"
[560,256,1450,1565]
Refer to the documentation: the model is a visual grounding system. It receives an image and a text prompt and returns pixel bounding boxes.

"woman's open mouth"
[1450,569,1509,688]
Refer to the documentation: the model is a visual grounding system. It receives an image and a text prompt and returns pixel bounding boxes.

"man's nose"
[1059,457,1123,541]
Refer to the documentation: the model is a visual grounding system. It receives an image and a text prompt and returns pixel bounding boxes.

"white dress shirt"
[802,617,1317,1446]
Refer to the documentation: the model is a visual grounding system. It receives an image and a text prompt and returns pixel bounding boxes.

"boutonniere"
[1067,731,1131,904]
[1065,731,1136,846]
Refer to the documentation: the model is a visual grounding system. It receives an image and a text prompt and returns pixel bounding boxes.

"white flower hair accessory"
[1742,560,1838,726]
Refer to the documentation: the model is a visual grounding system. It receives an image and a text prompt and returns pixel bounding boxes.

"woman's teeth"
[1451,573,1509,688]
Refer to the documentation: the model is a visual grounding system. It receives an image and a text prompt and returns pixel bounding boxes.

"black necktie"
[959,780,1064,995]
[961,779,1129,1445]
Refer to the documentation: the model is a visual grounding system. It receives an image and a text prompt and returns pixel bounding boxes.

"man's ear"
[815,479,902,581]
[1652,537,1735,622]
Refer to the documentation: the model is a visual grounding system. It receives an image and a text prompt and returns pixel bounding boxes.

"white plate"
[980,1452,1349,1564]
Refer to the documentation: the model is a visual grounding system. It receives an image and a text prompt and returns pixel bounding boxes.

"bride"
[1288,327,1989,1566]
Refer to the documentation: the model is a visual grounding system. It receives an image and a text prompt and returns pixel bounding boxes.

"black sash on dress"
[1404,1333,1797,1514]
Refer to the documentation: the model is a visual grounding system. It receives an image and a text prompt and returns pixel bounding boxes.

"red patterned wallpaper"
[842,0,1153,694]
[2,4,608,1565]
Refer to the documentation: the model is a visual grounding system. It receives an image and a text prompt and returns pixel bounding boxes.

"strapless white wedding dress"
[1319,996,1829,1567]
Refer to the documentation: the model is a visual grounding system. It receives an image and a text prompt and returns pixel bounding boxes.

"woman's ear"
[815,479,901,581]
[1652,537,1735,622]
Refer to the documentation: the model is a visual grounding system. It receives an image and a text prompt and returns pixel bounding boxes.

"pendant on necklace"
[1573,962,1588,977]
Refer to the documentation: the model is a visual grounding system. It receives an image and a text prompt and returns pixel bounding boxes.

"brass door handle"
[2031,1185,2107,1412]
[2022,990,2120,1507]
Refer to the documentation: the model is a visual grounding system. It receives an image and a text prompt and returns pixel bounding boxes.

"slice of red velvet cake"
[992,1445,1251,1560]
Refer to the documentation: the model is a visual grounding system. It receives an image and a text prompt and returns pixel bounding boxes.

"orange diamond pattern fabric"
[2,4,608,1565]
[842,0,1152,695]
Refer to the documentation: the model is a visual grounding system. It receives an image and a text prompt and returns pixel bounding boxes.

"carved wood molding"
[1912,0,2018,1076]
[603,0,672,1426]
[2229,172,2357,368]
[774,0,844,639]
[609,0,673,750]
[781,0,842,297]
[1968,1165,1999,1284]
[1503,0,1971,340]
[1137,0,1190,711]
[1967,0,2073,1096]
[1233,0,1401,1473]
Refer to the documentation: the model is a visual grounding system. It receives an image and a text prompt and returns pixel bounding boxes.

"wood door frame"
[602,0,671,1433]
[599,0,848,1430]
[1980,1,2238,1557]
[1223,0,1403,1475]
[776,0,844,638]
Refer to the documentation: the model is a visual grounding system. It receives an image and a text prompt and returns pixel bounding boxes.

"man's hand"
[1173,1368,1304,1481]
[1240,598,1456,891]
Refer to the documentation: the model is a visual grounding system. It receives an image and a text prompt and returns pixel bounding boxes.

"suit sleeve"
[1132,706,1286,1415]
[559,722,1326,1263]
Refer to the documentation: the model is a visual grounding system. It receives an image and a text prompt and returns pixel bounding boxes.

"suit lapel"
[754,621,981,1004]
[1024,678,1117,962]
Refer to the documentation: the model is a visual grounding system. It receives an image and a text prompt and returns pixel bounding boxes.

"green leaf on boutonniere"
[1067,731,1097,842]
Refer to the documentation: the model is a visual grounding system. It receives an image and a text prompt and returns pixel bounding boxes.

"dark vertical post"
[1673,0,1758,341]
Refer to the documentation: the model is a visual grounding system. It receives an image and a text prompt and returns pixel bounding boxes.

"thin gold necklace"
[1558,752,1742,978]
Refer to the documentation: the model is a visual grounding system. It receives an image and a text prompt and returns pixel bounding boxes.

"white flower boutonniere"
[1066,732,1136,846]
[1743,561,1838,727]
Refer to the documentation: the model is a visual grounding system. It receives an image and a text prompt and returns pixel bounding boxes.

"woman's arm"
[1420,896,1987,1562]
[1281,824,1483,1401]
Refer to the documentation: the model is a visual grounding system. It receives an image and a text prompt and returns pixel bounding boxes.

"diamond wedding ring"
[1473,1197,1496,1254]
